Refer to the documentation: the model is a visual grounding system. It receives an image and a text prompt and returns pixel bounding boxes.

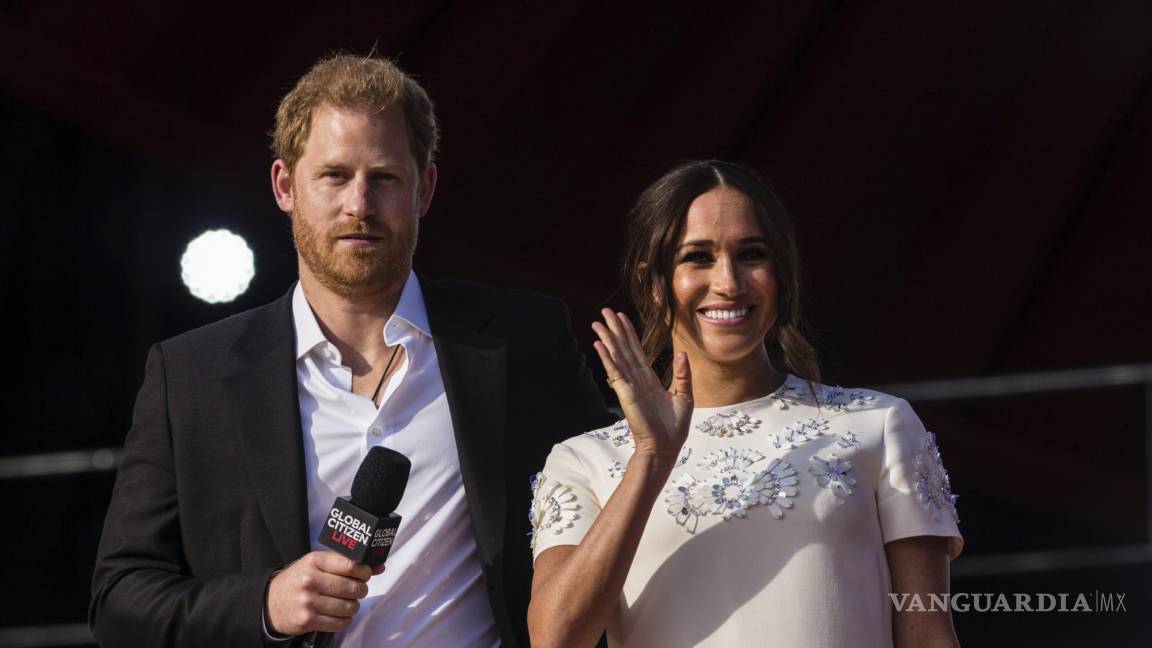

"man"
[90,55,613,647]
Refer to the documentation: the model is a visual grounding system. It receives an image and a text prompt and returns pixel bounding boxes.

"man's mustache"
[329,223,390,239]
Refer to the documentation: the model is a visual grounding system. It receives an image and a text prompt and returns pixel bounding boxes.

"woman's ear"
[636,262,660,305]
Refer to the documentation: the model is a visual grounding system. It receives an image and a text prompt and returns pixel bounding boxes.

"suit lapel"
[421,276,508,567]
[224,290,312,564]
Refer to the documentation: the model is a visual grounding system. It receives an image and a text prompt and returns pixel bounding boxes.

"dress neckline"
[691,373,800,414]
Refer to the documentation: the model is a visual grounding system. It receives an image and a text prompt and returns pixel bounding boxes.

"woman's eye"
[680,251,713,264]
[739,248,768,260]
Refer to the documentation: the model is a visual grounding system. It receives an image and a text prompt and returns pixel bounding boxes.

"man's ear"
[271,159,294,214]
[418,163,438,218]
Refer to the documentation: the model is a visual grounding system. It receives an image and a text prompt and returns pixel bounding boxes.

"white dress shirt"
[292,273,499,647]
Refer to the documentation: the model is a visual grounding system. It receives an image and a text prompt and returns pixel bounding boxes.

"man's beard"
[291,209,418,300]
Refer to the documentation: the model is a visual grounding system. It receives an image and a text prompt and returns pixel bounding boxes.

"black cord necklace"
[370,344,402,406]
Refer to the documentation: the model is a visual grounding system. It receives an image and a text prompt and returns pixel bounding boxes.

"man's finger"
[315,552,373,581]
[302,612,356,634]
[314,573,370,599]
[313,594,362,619]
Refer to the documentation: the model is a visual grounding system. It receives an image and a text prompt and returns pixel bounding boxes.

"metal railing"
[1,364,1149,647]
[875,363,1152,579]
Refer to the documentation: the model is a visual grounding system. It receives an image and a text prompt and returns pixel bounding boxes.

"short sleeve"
[530,442,602,562]
[876,398,964,559]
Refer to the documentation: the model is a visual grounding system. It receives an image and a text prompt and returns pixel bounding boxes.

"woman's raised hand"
[591,309,693,459]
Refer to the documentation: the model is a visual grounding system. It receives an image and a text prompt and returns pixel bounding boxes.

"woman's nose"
[711,256,743,296]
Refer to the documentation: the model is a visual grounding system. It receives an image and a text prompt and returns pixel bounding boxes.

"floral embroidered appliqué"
[769,378,808,410]
[914,432,960,523]
[704,472,754,519]
[676,446,693,466]
[771,418,830,449]
[746,459,799,519]
[584,419,635,448]
[664,449,798,532]
[819,386,879,412]
[809,454,856,499]
[696,410,761,437]
[528,473,581,549]
[608,461,626,479]
[697,447,766,472]
[836,431,860,449]
[666,473,705,533]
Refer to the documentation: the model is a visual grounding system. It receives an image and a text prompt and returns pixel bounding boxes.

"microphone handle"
[302,631,331,648]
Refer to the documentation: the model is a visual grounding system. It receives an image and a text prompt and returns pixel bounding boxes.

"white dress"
[530,375,963,648]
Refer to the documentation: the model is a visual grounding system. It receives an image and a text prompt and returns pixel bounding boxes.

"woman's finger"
[598,308,627,350]
[591,321,626,373]
[592,318,637,380]
[615,313,649,372]
[592,340,626,389]
[670,352,693,400]
[602,309,645,372]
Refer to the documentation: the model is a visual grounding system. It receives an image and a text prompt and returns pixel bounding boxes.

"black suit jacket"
[90,277,614,647]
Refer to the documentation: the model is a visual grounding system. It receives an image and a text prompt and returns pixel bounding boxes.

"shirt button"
[371,426,383,437]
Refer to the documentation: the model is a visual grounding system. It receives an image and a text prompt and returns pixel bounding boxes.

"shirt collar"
[292,271,431,361]
[390,270,432,339]
[292,283,328,361]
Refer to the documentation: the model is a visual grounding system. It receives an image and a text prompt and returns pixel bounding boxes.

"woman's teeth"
[701,308,750,320]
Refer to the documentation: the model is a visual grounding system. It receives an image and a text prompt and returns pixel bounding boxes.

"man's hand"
[265,551,385,636]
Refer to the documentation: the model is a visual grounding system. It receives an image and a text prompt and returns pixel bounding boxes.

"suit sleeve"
[89,344,276,647]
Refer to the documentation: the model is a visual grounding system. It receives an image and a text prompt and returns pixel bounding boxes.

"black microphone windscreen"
[350,446,412,516]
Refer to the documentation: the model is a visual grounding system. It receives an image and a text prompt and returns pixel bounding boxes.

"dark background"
[2,1,1150,645]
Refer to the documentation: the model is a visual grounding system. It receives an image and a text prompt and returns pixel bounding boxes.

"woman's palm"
[591,310,693,457]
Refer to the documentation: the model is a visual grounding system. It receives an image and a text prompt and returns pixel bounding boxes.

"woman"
[527,161,962,647]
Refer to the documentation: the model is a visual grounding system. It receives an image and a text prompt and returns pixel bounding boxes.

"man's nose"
[343,176,375,219]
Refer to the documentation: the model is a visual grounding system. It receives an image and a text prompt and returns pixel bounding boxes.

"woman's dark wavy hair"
[623,160,820,383]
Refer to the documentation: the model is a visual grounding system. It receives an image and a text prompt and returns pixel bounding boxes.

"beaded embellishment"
[836,431,860,449]
[914,432,960,523]
[769,377,808,410]
[528,473,581,549]
[809,454,856,499]
[584,419,635,448]
[819,385,879,412]
[677,446,693,466]
[666,473,705,532]
[696,410,761,437]
[770,418,830,449]
[663,449,798,533]
[608,461,626,479]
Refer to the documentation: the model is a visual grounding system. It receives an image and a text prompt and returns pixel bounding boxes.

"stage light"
[180,229,255,303]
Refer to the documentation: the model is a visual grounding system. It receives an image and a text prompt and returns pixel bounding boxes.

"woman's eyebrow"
[677,236,767,250]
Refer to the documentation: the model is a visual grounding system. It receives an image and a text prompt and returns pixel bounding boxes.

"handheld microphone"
[304,446,411,648]
[318,445,412,564]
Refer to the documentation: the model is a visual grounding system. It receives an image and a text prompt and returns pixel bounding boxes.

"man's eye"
[371,172,398,182]
[323,171,347,180]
